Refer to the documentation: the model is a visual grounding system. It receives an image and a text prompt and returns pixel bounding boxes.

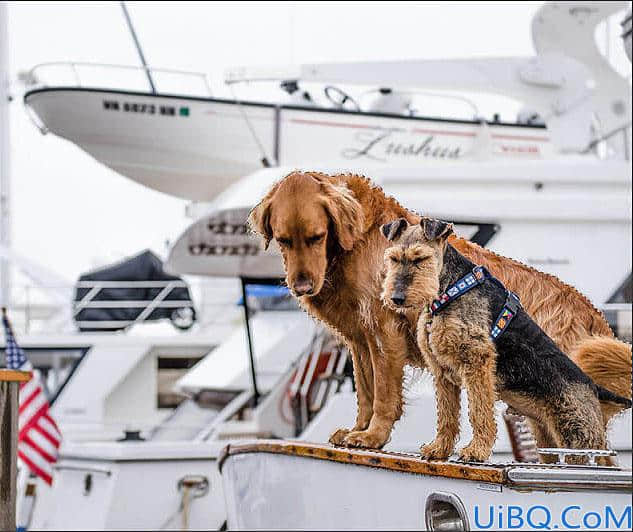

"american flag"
[2,309,61,485]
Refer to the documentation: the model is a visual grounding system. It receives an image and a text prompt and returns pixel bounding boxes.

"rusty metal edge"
[0,370,31,383]
[217,439,507,483]
[218,443,231,473]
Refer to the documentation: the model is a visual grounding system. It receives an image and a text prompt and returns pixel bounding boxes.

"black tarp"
[74,250,196,332]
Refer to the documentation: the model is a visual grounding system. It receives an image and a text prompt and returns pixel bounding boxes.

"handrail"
[75,280,189,288]
[26,61,213,97]
[72,279,195,329]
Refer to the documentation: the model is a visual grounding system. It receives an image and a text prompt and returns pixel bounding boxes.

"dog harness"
[428,265,521,340]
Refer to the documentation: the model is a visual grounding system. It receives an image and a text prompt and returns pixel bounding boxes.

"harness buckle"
[505,291,521,314]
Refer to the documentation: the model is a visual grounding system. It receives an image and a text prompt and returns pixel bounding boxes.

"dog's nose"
[391,294,406,306]
[293,278,314,296]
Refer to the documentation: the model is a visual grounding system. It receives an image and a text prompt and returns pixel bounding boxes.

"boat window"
[157,356,203,408]
[195,389,241,410]
[243,284,299,312]
[604,273,632,342]
[607,273,632,303]
[0,348,85,404]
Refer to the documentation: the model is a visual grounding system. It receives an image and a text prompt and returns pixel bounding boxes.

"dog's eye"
[389,256,399,263]
[277,237,292,248]
[412,257,426,265]
[306,234,325,246]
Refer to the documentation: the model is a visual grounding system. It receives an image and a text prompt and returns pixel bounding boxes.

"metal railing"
[25,61,213,97]
[537,448,617,466]
[73,279,194,330]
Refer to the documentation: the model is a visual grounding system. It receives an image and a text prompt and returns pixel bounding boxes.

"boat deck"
[219,440,633,491]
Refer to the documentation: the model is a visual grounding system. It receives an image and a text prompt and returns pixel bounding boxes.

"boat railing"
[537,447,618,466]
[24,61,213,98]
[5,275,245,334]
[73,279,195,330]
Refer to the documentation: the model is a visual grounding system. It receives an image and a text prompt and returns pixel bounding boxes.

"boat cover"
[74,250,195,331]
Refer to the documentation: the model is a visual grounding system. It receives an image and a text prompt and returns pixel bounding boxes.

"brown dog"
[380,217,629,462]
[249,171,632,449]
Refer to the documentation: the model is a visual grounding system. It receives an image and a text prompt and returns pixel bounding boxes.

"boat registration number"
[102,99,189,117]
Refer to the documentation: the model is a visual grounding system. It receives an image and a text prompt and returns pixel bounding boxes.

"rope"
[228,84,276,167]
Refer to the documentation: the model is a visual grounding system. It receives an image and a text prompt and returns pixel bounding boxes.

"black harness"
[429,265,521,340]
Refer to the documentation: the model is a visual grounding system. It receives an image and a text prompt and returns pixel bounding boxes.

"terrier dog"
[380,217,632,462]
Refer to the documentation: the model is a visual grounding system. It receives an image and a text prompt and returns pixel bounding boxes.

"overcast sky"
[5,1,630,301]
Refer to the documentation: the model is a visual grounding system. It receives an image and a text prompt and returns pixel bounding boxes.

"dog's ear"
[380,218,409,242]
[248,183,280,249]
[319,179,364,251]
[420,217,453,241]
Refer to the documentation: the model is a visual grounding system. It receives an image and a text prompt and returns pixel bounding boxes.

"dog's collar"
[430,265,521,341]
[430,265,489,314]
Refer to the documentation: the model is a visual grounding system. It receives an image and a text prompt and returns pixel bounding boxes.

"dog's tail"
[595,385,632,408]
[571,336,632,419]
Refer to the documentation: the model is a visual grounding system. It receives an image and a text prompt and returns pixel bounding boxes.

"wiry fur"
[249,171,632,450]
[381,219,631,463]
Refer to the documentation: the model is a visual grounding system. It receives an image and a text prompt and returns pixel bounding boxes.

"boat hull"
[220,441,633,531]
[30,442,226,530]
[24,88,555,201]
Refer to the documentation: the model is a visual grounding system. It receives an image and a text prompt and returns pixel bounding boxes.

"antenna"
[120,2,157,94]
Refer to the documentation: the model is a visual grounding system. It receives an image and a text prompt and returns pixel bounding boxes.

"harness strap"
[430,266,489,314]
[490,290,521,340]
[429,265,521,341]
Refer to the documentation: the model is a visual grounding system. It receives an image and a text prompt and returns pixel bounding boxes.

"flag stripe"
[33,418,61,447]
[18,439,55,470]
[4,313,60,485]
[18,375,38,397]
[18,453,53,486]
[23,429,58,462]
[18,441,54,485]
[18,381,42,414]
[38,414,62,442]
[18,393,47,432]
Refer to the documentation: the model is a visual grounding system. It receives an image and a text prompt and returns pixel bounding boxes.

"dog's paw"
[419,441,452,461]
[458,444,491,463]
[329,428,352,446]
[343,430,388,449]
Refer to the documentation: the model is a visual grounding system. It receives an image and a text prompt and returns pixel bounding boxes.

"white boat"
[220,440,632,531]
[21,3,631,202]
[2,330,226,442]
[22,81,562,201]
